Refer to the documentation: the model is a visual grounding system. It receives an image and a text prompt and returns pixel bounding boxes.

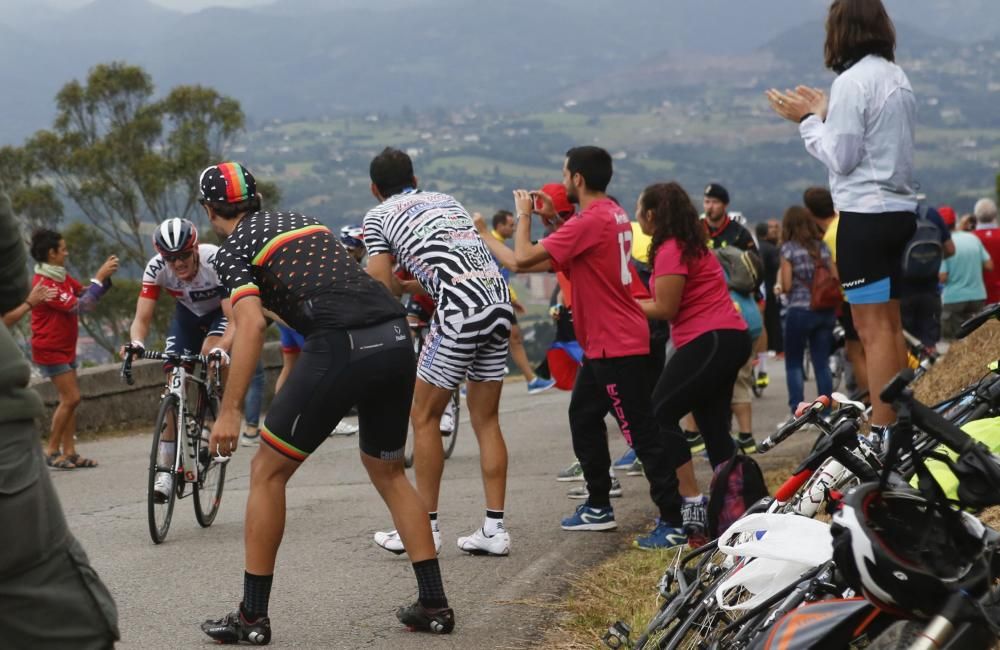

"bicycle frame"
[122,347,221,489]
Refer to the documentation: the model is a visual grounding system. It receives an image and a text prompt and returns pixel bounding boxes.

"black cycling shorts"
[261,318,415,462]
[837,211,916,304]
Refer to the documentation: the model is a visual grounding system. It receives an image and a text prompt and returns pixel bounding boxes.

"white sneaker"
[373,528,442,556]
[330,421,359,437]
[457,527,510,556]
[153,472,174,504]
[240,431,261,447]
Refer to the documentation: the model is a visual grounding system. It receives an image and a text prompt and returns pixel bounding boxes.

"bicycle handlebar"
[119,344,223,386]
[758,396,831,453]
[957,303,1000,340]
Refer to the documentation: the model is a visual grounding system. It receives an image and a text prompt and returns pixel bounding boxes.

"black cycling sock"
[684,429,701,439]
[429,511,439,531]
[241,571,273,620]
[486,509,503,520]
[413,558,448,609]
[739,432,753,439]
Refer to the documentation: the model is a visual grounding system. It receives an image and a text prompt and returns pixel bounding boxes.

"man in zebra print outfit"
[364,147,516,558]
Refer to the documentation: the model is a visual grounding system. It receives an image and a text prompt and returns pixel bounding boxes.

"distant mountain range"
[0,0,997,144]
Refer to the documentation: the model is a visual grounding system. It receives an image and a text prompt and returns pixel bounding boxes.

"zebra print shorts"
[417,303,514,389]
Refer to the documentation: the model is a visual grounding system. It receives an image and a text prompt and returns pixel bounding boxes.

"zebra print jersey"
[363,190,511,312]
[213,211,404,335]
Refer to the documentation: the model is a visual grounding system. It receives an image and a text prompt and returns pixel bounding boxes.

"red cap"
[537,183,574,216]
[938,205,956,228]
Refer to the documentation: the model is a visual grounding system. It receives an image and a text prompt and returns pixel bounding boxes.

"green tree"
[0,146,62,230]
[26,62,246,268]
[62,222,172,359]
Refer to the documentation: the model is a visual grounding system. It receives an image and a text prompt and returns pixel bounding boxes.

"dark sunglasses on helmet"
[163,250,194,263]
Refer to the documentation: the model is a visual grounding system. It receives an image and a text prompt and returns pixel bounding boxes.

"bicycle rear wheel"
[442,388,459,459]
[193,393,226,527]
[148,395,179,544]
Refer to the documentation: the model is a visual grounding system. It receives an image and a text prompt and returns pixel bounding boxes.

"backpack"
[714,245,763,295]
[902,205,944,280]
[730,289,763,339]
[707,453,770,538]
[809,255,842,311]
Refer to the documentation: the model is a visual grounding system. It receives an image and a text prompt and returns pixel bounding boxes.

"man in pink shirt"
[509,147,686,548]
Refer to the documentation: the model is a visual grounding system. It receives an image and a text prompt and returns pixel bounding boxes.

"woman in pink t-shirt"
[635,182,752,538]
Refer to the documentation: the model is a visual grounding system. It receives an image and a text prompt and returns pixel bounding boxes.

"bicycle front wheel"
[193,393,226,527]
[194,458,227,527]
[148,395,179,544]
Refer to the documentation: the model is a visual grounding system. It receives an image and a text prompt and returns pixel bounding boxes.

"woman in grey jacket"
[766,0,916,438]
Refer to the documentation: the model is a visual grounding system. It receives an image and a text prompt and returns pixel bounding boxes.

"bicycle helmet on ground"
[830,482,988,619]
[340,225,364,250]
[154,218,198,255]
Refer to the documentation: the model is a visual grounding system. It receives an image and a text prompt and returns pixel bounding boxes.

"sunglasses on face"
[164,250,194,263]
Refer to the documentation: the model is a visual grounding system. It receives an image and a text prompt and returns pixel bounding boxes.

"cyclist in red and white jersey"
[126,217,234,502]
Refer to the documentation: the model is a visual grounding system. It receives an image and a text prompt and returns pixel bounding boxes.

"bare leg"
[508,324,535,382]
[845,340,868,395]
[465,380,507,511]
[244,445,300,575]
[732,403,752,434]
[46,370,81,459]
[675,460,699,498]
[852,301,905,426]
[363,454,436,561]
[410,379,457,513]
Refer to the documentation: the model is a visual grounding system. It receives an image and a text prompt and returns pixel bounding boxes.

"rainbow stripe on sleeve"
[230,283,260,305]
[251,224,330,266]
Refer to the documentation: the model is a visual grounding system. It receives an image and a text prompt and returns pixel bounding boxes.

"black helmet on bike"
[830,483,988,619]
[154,218,198,256]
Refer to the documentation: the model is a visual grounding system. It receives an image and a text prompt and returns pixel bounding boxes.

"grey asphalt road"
[55,359,817,649]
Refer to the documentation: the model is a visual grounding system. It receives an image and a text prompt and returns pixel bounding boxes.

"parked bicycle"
[615,305,1000,649]
[404,320,459,468]
[121,344,228,544]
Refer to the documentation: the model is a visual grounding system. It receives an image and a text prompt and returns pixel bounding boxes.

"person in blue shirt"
[940,208,994,338]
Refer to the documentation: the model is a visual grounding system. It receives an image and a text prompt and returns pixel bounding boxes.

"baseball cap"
[199,162,257,204]
[938,205,956,228]
[537,183,575,216]
[704,183,730,205]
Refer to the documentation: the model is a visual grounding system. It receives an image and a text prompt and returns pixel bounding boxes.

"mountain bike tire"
[148,395,179,544]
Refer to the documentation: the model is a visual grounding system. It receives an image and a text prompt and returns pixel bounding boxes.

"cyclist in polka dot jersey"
[199,162,455,643]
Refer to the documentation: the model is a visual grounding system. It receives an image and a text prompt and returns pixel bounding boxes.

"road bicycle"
[121,344,228,544]
[404,320,459,468]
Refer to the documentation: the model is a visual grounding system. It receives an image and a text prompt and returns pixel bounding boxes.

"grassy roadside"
[535,322,1000,648]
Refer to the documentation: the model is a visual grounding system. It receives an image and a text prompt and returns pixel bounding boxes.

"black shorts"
[837,211,916,304]
[261,318,415,462]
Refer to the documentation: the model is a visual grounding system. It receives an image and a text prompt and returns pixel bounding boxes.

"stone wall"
[30,342,284,433]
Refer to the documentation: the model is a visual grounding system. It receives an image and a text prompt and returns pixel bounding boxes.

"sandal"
[46,452,76,470]
[64,453,97,468]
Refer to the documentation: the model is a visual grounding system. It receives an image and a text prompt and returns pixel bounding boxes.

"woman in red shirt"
[29,229,118,469]
[636,182,752,541]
